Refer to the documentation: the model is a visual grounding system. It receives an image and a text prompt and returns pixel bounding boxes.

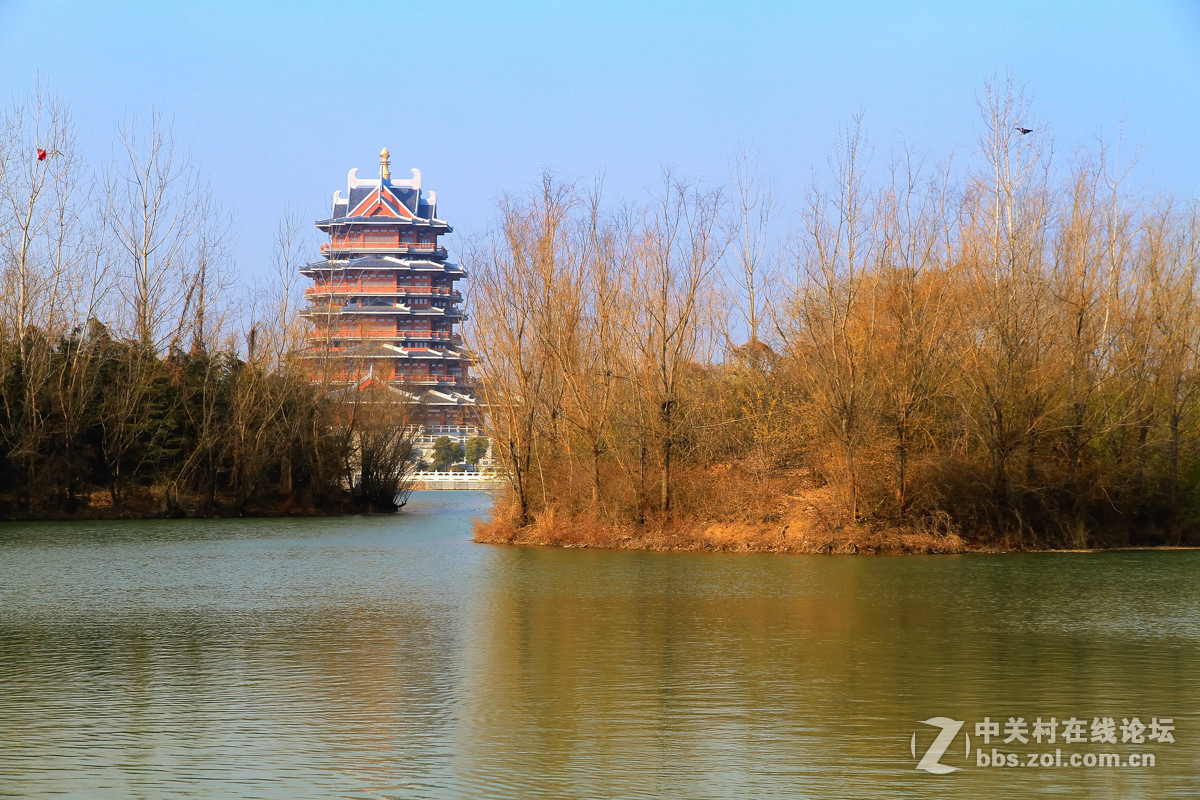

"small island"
[470,88,1200,555]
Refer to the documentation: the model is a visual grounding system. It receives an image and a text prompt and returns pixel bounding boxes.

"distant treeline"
[0,327,354,516]
[0,86,414,517]
[471,80,1200,549]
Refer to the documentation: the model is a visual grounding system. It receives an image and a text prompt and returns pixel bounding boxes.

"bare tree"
[628,171,725,513]
[539,184,627,508]
[959,77,1058,527]
[783,116,878,522]
[105,112,209,350]
[726,147,779,344]
[468,175,574,525]
[95,113,213,508]
[875,149,958,517]
[343,384,420,511]
[0,83,85,505]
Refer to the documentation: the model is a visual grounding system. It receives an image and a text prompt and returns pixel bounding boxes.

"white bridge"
[414,471,503,490]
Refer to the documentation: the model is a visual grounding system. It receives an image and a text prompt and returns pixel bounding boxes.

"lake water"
[1,491,1197,798]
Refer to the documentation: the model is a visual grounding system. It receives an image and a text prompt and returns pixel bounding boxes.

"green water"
[1,491,1197,798]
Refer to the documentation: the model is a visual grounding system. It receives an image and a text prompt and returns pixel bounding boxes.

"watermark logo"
[910,714,1174,772]
[912,717,968,774]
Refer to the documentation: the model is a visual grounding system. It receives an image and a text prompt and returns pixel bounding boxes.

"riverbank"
[472,480,970,554]
[0,488,374,521]
[474,508,969,555]
[473,479,1197,555]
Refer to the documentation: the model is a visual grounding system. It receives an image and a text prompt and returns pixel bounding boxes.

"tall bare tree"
[727,147,779,344]
[105,112,209,350]
[875,150,957,517]
[628,171,725,513]
[784,116,878,521]
[468,175,575,525]
[0,84,85,505]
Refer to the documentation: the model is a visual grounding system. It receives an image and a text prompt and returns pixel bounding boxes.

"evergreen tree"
[430,436,464,471]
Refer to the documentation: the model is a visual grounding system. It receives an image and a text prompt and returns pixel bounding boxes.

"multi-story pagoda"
[301,148,478,434]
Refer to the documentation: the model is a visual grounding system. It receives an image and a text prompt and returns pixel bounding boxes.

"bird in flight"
[1015,127,1033,135]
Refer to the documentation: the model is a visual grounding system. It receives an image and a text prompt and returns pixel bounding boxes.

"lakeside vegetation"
[7,78,1200,547]
[0,87,417,518]
[471,80,1200,553]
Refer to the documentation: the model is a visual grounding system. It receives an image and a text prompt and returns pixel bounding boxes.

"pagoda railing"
[306,285,462,300]
[399,376,463,385]
[398,330,459,340]
[307,329,460,341]
[306,329,400,340]
[306,282,398,294]
[421,425,481,437]
[321,242,448,257]
[318,373,464,384]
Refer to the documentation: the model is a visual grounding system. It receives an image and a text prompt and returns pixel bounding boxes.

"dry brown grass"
[473,477,970,555]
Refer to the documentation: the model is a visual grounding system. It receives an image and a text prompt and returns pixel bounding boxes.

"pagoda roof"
[305,340,469,361]
[323,377,476,408]
[315,215,451,232]
[325,160,449,228]
[386,345,469,360]
[421,388,477,406]
[326,377,421,402]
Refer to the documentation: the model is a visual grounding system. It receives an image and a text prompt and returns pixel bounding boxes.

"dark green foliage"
[430,435,464,471]
[464,436,489,465]
[0,324,359,518]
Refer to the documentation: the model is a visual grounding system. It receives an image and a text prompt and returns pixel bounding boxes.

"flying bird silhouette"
[1015,127,1033,135]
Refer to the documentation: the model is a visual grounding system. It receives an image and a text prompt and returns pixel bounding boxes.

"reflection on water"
[1,492,1197,798]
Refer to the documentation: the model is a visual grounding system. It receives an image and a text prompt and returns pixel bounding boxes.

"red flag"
[36,149,47,161]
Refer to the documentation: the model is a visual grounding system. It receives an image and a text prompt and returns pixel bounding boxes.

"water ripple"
[2,497,1198,798]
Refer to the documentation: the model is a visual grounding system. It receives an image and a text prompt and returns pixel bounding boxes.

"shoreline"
[472,503,1198,555]
[0,491,376,522]
[474,536,1200,555]
[7,492,1197,555]
[0,508,362,522]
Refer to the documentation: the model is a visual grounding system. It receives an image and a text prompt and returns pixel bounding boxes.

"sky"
[2,0,1199,285]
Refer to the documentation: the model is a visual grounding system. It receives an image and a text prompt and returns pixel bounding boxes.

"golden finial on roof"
[380,147,391,181]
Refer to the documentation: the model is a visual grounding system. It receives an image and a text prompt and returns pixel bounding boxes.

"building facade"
[301,149,479,441]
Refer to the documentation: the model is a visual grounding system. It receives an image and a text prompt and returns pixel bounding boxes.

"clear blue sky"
[2,0,1199,283]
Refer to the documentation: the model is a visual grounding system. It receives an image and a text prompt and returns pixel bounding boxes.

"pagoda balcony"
[398,330,461,342]
[305,285,462,301]
[305,282,401,295]
[338,304,431,316]
[306,329,404,340]
[401,287,462,300]
[306,329,462,343]
[314,373,469,387]
[320,241,448,258]
[300,306,426,319]
[394,376,464,386]
[405,306,463,317]
[299,304,341,318]
[301,304,463,318]
[422,425,482,437]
